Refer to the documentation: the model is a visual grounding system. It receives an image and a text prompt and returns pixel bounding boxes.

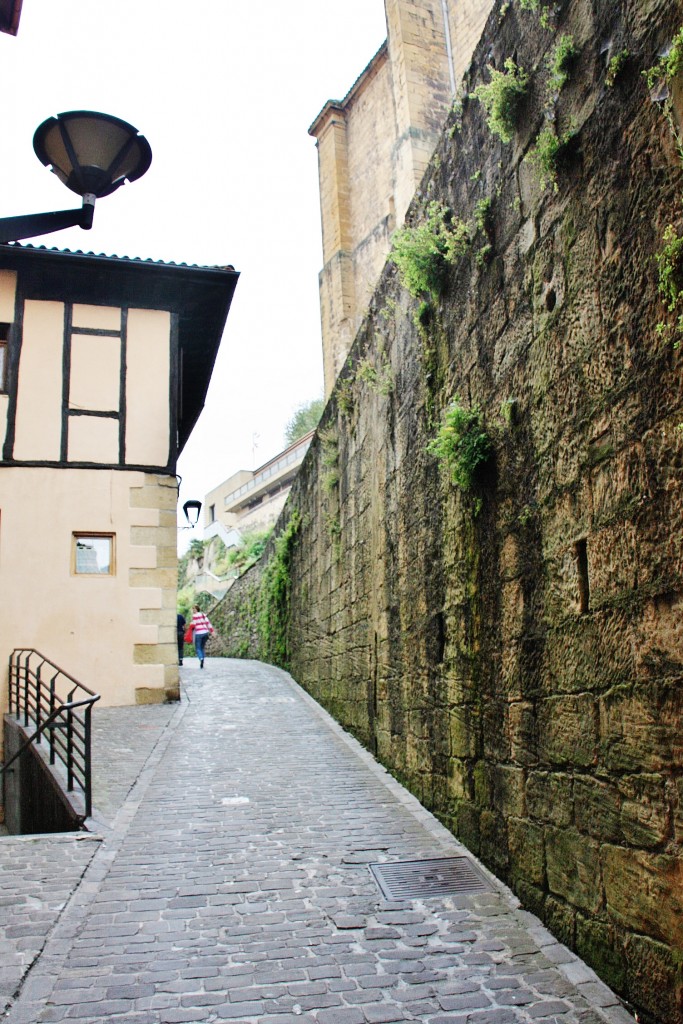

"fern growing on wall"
[427,397,493,491]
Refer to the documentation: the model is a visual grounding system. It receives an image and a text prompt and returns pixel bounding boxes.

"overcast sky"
[0,0,388,541]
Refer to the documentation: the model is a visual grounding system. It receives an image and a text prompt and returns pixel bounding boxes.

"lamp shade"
[182,500,202,526]
[33,110,152,199]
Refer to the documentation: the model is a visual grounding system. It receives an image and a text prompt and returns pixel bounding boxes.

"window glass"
[73,534,115,575]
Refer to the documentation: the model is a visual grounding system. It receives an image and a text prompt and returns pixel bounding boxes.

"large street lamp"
[0,110,152,244]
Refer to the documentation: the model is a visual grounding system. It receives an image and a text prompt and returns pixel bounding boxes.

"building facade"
[309,0,495,396]
[0,244,237,719]
[204,430,314,537]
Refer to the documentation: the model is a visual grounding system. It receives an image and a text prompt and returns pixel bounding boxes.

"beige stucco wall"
[0,467,179,730]
[14,300,63,461]
[125,308,171,468]
[7,298,171,469]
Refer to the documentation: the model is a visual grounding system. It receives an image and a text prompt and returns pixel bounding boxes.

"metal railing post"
[49,673,57,765]
[83,702,93,818]
[4,649,100,820]
[23,652,30,727]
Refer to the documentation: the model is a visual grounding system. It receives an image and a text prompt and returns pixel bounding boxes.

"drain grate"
[369,856,493,900]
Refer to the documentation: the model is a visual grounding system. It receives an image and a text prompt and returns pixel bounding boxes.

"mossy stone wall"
[212,0,683,1019]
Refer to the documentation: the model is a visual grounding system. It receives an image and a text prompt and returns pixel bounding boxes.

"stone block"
[493,765,526,818]
[129,567,176,590]
[599,681,683,772]
[508,818,545,886]
[545,895,576,948]
[526,772,573,827]
[545,828,601,914]
[618,774,669,848]
[133,643,177,666]
[623,934,683,1024]
[448,705,478,758]
[135,687,166,705]
[537,694,598,767]
[675,777,683,845]
[574,777,621,842]
[602,846,683,949]
[509,701,538,765]
[575,916,626,996]
[479,810,509,875]
[129,483,176,510]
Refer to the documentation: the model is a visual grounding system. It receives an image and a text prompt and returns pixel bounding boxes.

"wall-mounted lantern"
[181,500,202,528]
[0,110,152,244]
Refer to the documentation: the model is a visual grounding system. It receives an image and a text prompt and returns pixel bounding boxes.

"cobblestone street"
[1,660,635,1024]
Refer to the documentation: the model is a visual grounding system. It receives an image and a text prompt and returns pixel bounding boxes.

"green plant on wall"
[473,59,529,144]
[336,375,355,417]
[356,355,394,396]
[517,0,553,29]
[474,197,493,235]
[605,49,629,88]
[644,27,683,93]
[655,223,683,342]
[528,124,576,192]
[645,28,683,342]
[258,510,301,669]
[644,27,683,165]
[319,425,340,494]
[427,397,493,491]
[389,201,469,299]
[546,35,577,95]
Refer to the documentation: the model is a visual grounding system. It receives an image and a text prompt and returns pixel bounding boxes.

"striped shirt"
[191,611,213,635]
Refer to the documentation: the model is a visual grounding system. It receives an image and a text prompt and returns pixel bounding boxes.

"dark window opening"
[574,538,590,614]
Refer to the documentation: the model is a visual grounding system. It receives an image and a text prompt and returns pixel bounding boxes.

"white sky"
[0,0,388,543]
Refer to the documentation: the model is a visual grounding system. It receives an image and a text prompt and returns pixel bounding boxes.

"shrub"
[474,197,493,235]
[644,27,683,91]
[605,49,629,88]
[547,35,577,94]
[390,201,470,298]
[473,59,529,144]
[528,124,575,192]
[427,397,493,491]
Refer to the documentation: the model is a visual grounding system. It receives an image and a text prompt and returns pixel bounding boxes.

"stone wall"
[214,0,683,1019]
[210,558,265,660]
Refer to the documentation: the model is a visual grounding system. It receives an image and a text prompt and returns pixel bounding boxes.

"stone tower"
[310,0,494,397]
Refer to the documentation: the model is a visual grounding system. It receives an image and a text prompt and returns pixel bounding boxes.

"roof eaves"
[309,40,388,137]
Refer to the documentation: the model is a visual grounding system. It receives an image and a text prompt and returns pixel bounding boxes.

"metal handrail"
[3,649,100,818]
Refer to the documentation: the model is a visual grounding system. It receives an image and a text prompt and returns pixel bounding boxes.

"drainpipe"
[440,0,457,96]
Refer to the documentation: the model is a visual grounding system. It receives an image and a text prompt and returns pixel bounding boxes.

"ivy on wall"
[258,510,301,669]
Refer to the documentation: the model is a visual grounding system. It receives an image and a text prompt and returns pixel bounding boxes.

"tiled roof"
[2,241,234,273]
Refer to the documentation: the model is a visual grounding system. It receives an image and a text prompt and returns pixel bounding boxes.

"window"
[209,504,216,523]
[72,533,115,575]
[0,323,9,392]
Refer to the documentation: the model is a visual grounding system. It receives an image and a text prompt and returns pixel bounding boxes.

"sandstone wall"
[215,0,683,1019]
[311,0,497,396]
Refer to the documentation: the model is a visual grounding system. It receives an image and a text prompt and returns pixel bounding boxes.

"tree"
[284,398,324,446]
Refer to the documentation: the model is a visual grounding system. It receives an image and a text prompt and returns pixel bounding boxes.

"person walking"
[176,612,186,666]
[191,604,215,669]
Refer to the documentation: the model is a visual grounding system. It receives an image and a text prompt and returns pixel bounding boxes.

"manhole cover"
[369,856,493,900]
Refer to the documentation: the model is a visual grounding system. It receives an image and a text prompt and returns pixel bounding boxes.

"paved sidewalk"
[1,659,635,1024]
